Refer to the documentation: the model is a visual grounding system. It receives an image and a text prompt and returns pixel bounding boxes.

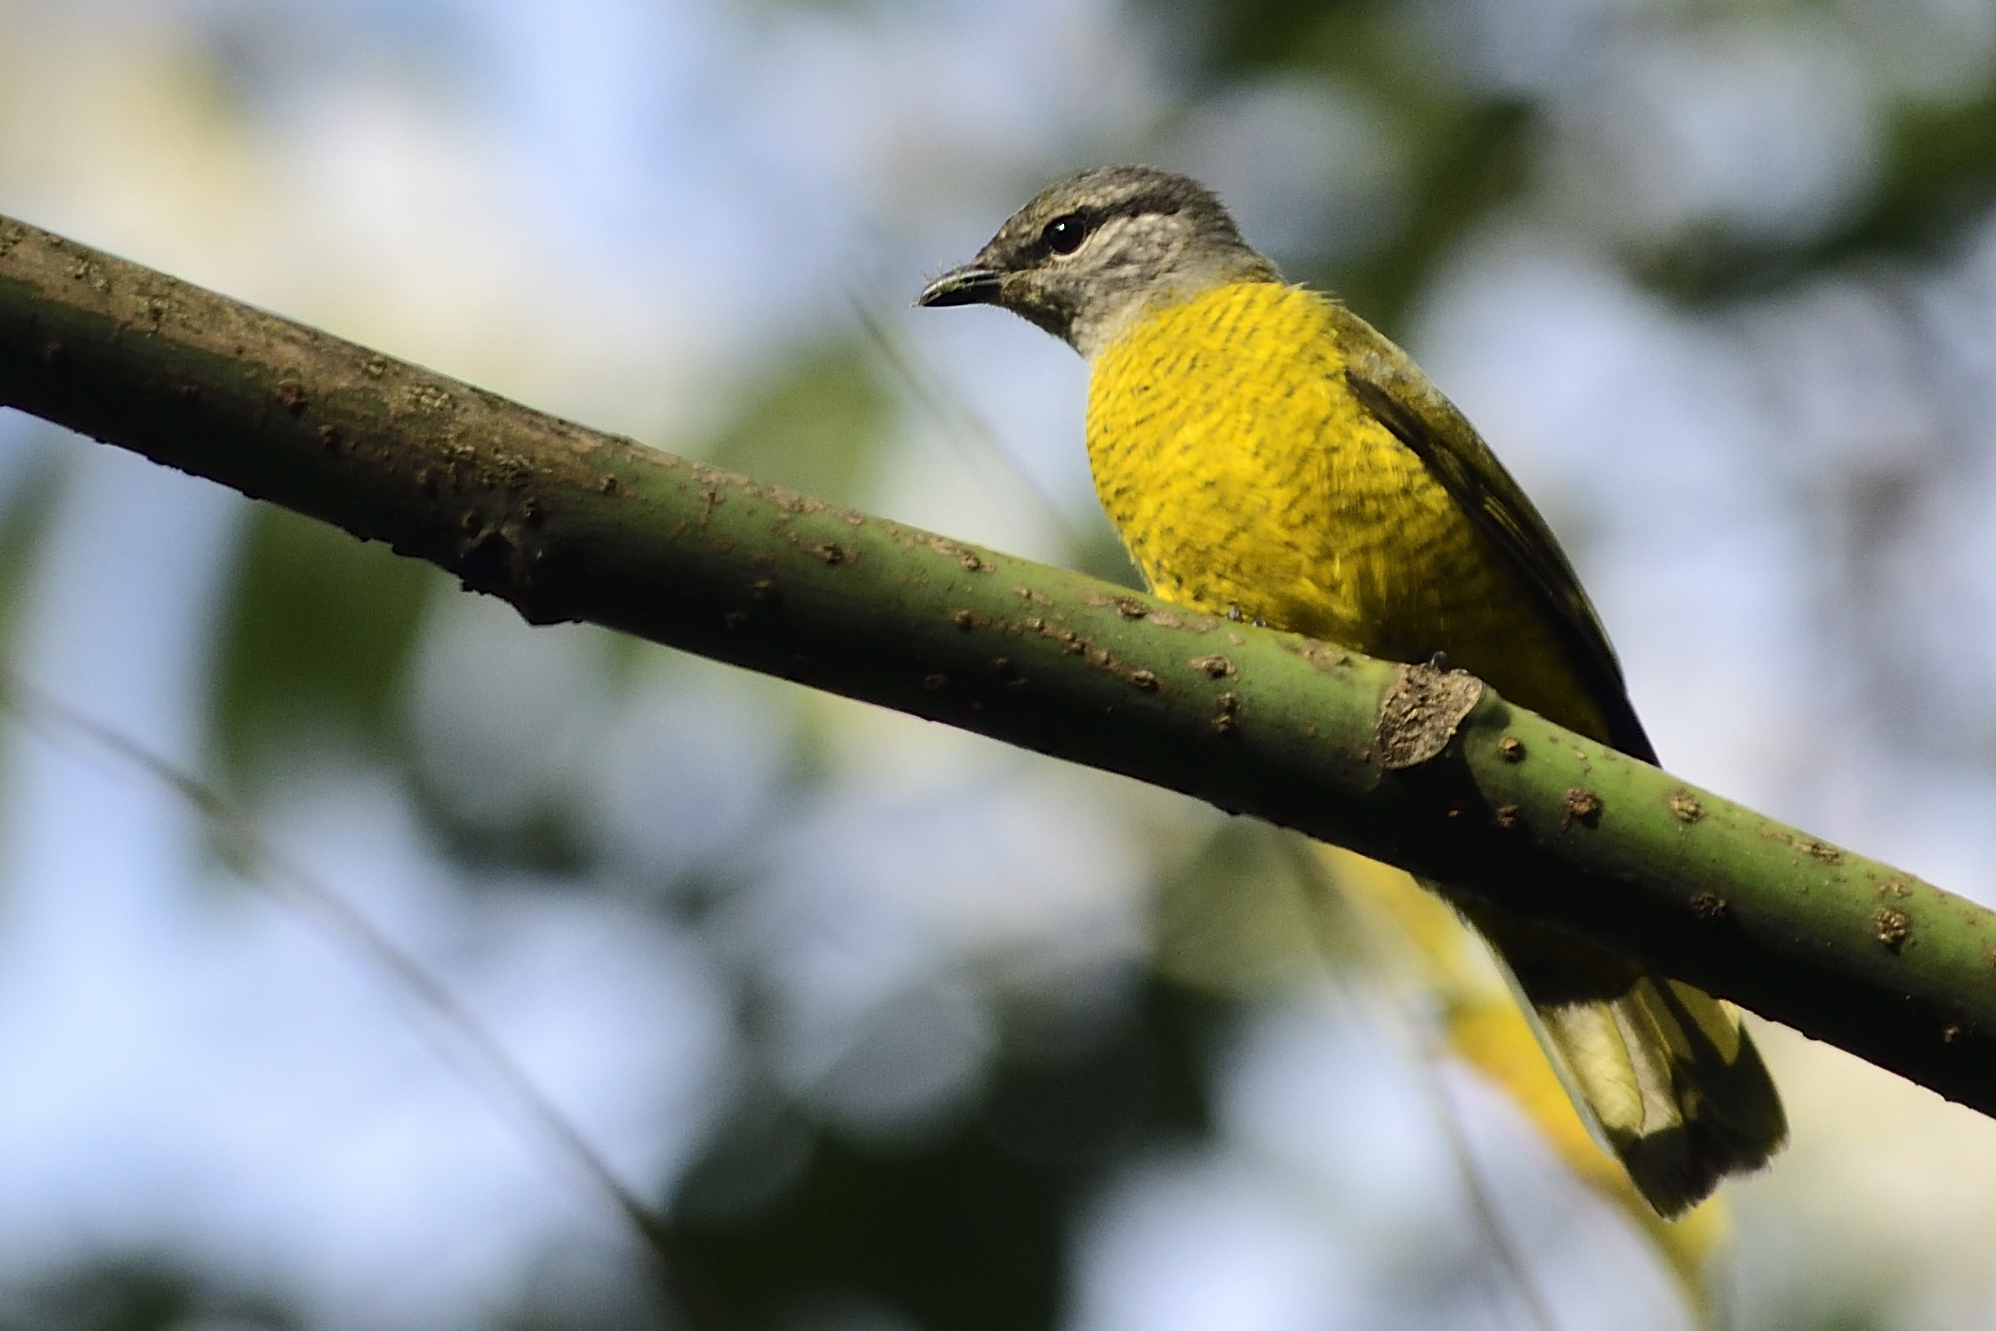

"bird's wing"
[1339,338,1656,764]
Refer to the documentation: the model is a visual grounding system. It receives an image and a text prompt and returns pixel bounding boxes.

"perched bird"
[917,164,1785,1216]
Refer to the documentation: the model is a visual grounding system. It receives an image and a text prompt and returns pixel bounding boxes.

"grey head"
[916,165,1281,359]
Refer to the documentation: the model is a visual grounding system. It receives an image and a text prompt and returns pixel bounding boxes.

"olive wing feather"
[1339,347,1657,765]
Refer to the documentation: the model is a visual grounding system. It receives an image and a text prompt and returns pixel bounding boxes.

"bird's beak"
[915,264,1004,308]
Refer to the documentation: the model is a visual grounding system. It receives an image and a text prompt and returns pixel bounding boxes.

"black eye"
[1041,214,1088,256]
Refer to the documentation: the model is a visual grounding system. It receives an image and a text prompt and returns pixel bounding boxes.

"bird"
[916,164,1786,1217]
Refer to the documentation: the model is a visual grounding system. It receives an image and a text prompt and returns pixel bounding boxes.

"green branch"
[2,212,1993,1117]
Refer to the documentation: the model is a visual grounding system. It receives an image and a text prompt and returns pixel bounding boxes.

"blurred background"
[2,0,1996,1327]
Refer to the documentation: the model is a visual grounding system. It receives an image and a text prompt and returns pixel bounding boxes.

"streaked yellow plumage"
[918,164,1785,1221]
[1087,281,1602,740]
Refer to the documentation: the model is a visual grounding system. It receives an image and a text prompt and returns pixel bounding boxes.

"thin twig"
[849,292,1092,559]
[1274,834,1564,1331]
[0,669,724,1326]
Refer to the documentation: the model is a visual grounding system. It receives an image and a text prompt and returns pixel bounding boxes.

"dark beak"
[916,265,1004,308]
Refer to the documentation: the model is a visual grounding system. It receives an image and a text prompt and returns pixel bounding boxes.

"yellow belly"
[1085,282,1607,740]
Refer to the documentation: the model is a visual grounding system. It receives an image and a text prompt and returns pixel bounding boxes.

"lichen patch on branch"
[1875,906,1913,951]
[1375,661,1482,770]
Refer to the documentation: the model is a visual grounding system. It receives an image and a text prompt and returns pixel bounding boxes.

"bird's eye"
[1041,215,1088,256]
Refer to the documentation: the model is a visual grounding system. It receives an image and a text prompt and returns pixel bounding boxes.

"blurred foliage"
[1634,74,1996,300]
[1146,0,1996,316]
[0,1255,294,1331]
[207,503,435,790]
[1152,820,1335,993]
[1150,0,1374,77]
[413,758,600,876]
[0,444,75,833]
[1145,0,1540,327]
[702,340,897,510]
[0,445,70,648]
[675,979,1220,1331]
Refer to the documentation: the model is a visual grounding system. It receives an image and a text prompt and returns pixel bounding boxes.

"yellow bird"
[918,164,1785,1217]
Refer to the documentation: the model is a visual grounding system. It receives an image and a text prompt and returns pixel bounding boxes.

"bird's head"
[916,165,1280,359]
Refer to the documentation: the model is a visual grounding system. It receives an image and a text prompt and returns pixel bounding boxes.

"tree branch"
[2,212,1993,1116]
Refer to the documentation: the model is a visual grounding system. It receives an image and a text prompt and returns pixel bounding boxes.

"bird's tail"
[1463,898,1788,1218]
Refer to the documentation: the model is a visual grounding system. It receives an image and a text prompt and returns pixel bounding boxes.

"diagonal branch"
[2,212,1993,1117]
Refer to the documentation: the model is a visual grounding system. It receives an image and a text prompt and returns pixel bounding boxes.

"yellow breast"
[1085,281,1606,738]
